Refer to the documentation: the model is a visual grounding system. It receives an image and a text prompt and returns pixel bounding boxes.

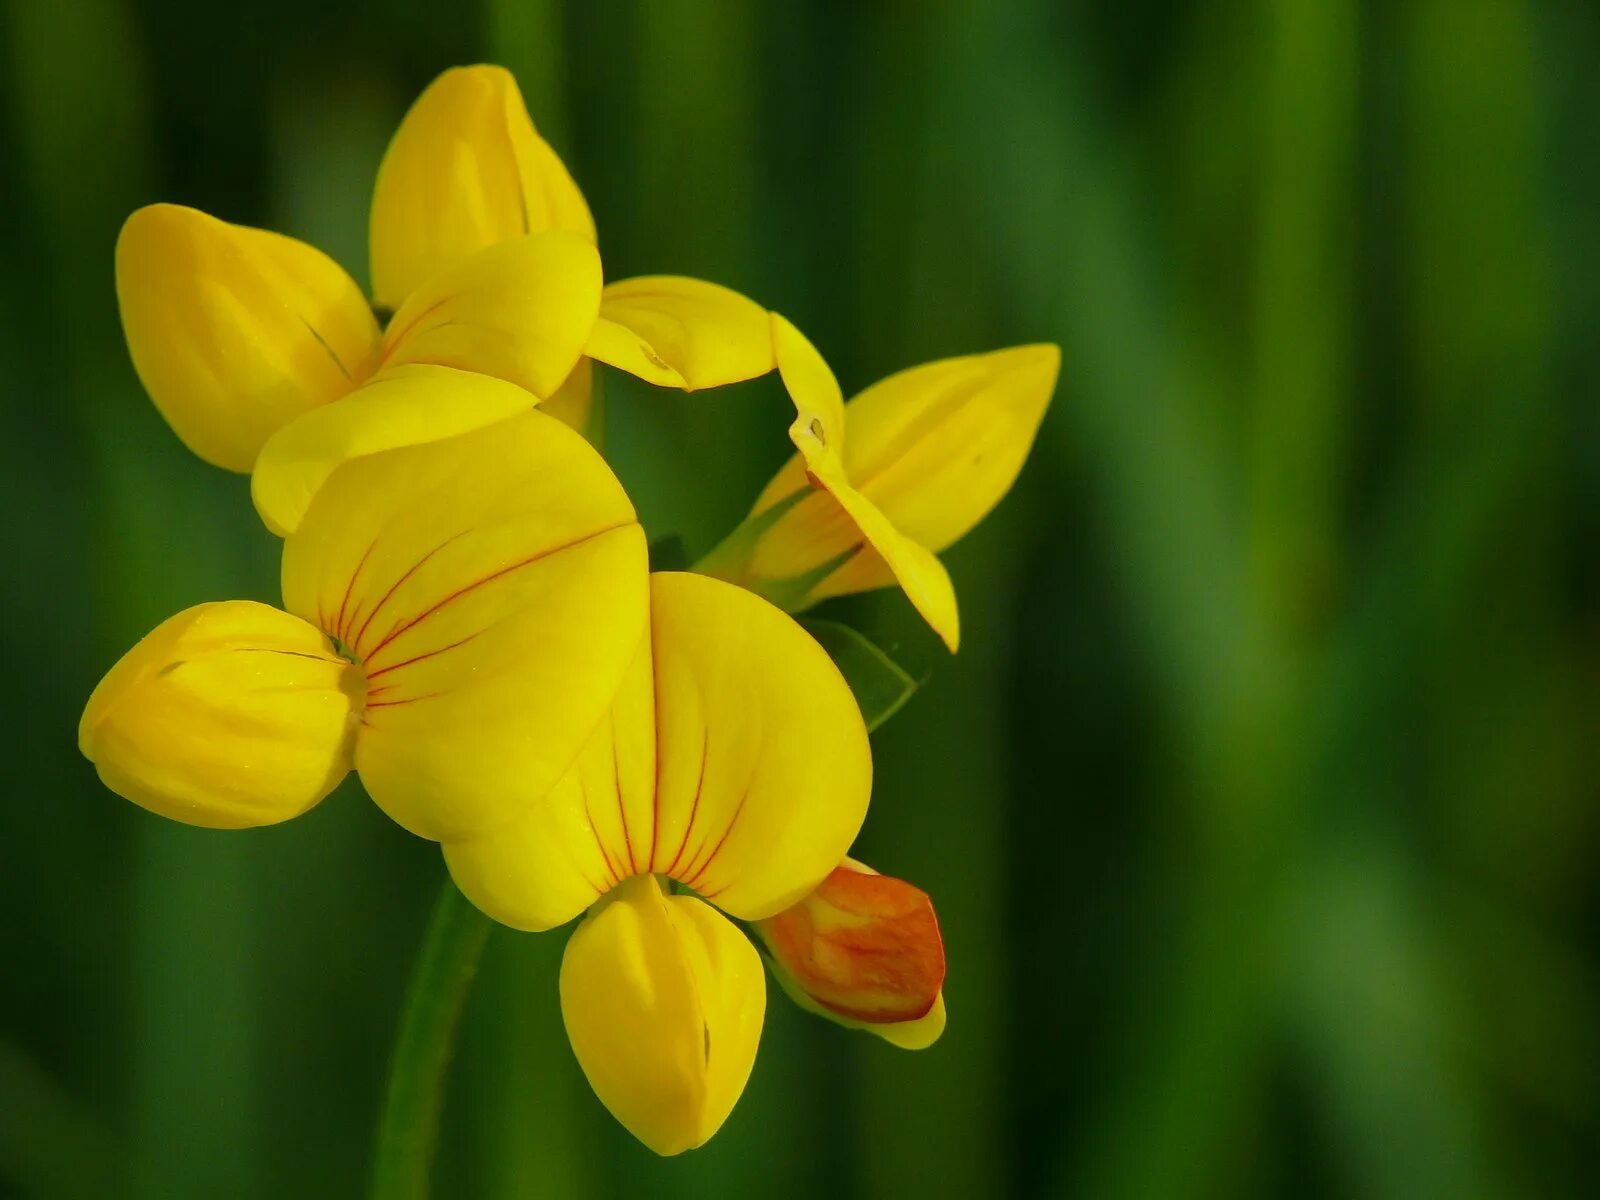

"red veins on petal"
[763,866,945,1024]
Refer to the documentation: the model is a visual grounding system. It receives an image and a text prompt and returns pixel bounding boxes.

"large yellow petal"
[840,345,1059,552]
[116,204,379,471]
[252,365,539,538]
[280,412,648,841]
[747,316,961,650]
[643,573,872,918]
[560,876,764,1156]
[376,232,602,400]
[587,276,774,391]
[78,601,358,829]
[444,634,656,931]
[444,572,871,928]
[757,858,946,1049]
[369,65,595,310]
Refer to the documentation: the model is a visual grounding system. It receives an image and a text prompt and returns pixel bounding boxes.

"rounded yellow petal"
[643,573,873,917]
[251,365,537,538]
[116,204,379,471]
[446,572,870,927]
[842,344,1060,552]
[560,876,764,1155]
[78,601,358,829]
[377,232,602,400]
[757,859,947,1048]
[589,277,775,391]
[444,635,656,931]
[370,65,595,310]
[281,412,648,841]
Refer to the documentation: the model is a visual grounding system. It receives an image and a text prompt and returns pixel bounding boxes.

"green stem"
[370,877,492,1200]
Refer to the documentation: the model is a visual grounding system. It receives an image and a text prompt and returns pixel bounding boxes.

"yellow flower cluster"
[80,66,1057,1155]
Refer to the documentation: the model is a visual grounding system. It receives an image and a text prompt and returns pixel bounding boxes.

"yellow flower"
[445,572,873,1154]
[703,315,1060,652]
[755,857,947,1051]
[79,408,648,841]
[116,65,775,537]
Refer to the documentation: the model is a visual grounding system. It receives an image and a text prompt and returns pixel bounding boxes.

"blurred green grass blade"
[0,1042,130,1198]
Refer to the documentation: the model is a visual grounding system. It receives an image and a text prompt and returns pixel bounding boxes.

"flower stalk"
[370,877,492,1200]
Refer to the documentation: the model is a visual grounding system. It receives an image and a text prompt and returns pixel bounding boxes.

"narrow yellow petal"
[377,232,603,401]
[797,446,960,650]
[757,859,947,1048]
[370,65,595,310]
[281,412,648,841]
[769,312,846,444]
[589,276,774,391]
[560,876,764,1155]
[841,344,1059,552]
[746,317,960,649]
[79,602,358,828]
[446,572,872,926]
[116,204,378,471]
[252,365,538,537]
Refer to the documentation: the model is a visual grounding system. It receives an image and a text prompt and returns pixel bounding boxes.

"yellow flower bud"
[79,602,359,829]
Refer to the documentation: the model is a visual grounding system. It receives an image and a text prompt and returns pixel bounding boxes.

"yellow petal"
[757,859,946,1048]
[538,357,599,440]
[116,204,379,471]
[446,572,872,927]
[839,345,1059,552]
[444,634,656,931]
[252,365,539,537]
[281,411,648,841]
[370,65,595,310]
[748,316,961,650]
[769,311,846,442]
[588,276,774,391]
[377,232,602,400]
[642,573,872,917]
[560,876,764,1155]
[78,601,358,829]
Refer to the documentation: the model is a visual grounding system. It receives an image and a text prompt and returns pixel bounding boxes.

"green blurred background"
[3,0,1598,1196]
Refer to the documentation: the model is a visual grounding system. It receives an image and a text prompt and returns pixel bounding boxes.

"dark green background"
[3,1,1597,1196]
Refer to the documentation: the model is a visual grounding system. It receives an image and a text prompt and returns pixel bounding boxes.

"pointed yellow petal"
[446,572,871,926]
[560,876,764,1155]
[583,317,686,390]
[588,277,774,391]
[841,344,1059,552]
[377,232,602,400]
[252,365,539,537]
[116,204,379,471]
[78,602,358,828]
[769,312,846,442]
[281,412,648,841]
[642,573,872,917]
[747,316,960,650]
[370,65,595,310]
[757,859,947,1048]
